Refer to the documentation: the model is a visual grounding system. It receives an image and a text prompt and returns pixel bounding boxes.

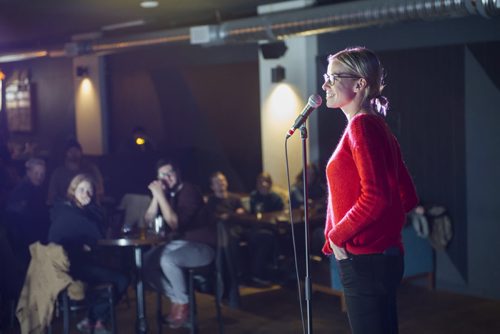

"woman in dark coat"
[48,174,128,334]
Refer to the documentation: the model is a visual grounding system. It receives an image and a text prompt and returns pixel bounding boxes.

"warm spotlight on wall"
[76,66,89,78]
[271,65,286,83]
[80,78,92,95]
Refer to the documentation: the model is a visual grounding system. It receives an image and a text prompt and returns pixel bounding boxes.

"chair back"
[118,193,152,231]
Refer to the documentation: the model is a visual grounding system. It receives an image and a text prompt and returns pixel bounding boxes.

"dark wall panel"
[107,46,261,194]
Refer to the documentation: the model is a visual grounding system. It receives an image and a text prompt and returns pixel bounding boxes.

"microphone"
[286,94,322,138]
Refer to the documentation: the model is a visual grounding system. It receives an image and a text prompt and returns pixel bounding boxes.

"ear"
[354,78,367,92]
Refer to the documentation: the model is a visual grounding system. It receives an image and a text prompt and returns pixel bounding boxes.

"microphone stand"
[299,124,313,334]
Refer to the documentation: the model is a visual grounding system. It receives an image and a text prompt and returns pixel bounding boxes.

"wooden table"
[228,208,325,230]
[218,208,325,303]
[98,235,166,334]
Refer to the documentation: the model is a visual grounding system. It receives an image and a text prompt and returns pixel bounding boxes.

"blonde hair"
[328,46,388,115]
[66,173,95,206]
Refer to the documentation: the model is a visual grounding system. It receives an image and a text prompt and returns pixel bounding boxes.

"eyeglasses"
[323,73,361,86]
[158,171,175,178]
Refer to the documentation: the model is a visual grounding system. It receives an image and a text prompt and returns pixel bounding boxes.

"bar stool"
[156,263,224,334]
[47,283,116,334]
[216,220,241,309]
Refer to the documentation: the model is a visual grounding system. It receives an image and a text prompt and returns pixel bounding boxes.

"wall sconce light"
[76,66,89,78]
[271,65,285,83]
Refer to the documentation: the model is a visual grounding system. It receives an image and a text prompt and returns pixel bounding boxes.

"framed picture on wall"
[5,69,35,133]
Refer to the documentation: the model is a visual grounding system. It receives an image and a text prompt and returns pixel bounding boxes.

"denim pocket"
[338,258,356,288]
[338,255,382,293]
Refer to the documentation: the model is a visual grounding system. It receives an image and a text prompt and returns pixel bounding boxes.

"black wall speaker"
[271,66,286,83]
[260,41,288,59]
[76,66,89,77]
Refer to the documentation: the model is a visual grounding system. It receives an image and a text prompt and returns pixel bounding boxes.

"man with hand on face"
[143,159,215,329]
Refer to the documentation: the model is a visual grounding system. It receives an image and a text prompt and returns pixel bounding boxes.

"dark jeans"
[72,264,129,323]
[338,252,404,334]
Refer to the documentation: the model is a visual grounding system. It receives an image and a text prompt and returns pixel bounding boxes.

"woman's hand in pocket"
[330,240,348,260]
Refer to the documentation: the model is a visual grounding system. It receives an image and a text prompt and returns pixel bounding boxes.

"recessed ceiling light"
[140,1,158,9]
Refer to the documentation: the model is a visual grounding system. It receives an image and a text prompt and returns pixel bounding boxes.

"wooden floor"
[10,279,500,334]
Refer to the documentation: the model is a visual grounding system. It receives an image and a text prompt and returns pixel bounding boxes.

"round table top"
[98,235,166,247]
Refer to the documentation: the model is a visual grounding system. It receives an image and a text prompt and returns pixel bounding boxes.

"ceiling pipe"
[75,27,191,55]
[217,0,500,43]
[0,0,498,63]
[0,49,65,63]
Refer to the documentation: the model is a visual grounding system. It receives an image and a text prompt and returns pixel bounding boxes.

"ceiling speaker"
[260,42,288,59]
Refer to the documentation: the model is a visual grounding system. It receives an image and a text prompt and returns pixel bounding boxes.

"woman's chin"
[326,98,337,109]
[326,102,337,109]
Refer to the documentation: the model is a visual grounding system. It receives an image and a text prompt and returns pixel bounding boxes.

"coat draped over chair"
[16,242,84,334]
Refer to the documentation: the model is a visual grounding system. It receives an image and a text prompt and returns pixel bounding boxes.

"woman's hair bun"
[371,95,389,116]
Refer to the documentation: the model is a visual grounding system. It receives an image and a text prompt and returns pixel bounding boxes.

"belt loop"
[383,246,400,256]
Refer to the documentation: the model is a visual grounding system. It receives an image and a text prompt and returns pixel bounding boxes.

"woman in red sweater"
[322,47,418,334]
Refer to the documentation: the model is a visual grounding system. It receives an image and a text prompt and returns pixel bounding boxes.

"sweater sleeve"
[322,193,334,255]
[328,117,391,247]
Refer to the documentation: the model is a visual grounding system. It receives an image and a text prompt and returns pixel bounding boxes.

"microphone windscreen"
[308,94,322,108]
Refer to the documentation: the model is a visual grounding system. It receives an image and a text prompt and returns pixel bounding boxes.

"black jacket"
[48,200,104,268]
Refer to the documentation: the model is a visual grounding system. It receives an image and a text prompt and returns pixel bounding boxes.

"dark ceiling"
[0,0,348,52]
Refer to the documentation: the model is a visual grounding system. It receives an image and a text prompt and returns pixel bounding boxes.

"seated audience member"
[9,140,41,161]
[290,164,327,257]
[290,163,326,209]
[0,222,25,325]
[48,174,128,334]
[205,172,247,291]
[227,172,284,287]
[47,139,104,205]
[143,159,215,329]
[205,171,245,220]
[4,158,50,268]
[249,172,284,213]
[0,143,20,212]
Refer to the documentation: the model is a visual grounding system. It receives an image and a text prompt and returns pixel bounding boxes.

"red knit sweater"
[322,113,418,255]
